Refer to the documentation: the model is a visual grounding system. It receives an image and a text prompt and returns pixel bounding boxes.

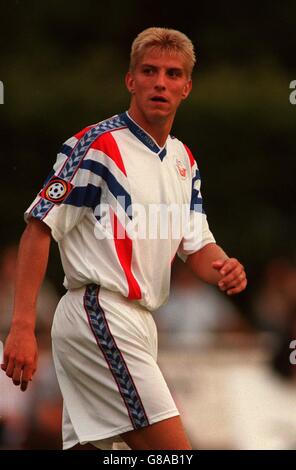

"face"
[125,48,192,125]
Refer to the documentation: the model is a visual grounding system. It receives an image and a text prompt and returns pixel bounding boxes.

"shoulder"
[60,114,127,152]
[57,115,129,178]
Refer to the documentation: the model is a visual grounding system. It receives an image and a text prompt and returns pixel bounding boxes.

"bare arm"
[186,242,247,295]
[1,218,52,391]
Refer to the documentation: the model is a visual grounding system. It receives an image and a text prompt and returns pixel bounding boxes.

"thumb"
[212,259,226,271]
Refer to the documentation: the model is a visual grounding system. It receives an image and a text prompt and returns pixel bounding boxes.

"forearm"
[12,218,52,331]
[185,243,228,284]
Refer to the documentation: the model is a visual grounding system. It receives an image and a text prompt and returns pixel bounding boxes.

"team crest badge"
[40,176,73,203]
[175,159,187,179]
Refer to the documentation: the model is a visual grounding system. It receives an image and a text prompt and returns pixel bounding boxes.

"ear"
[125,71,135,94]
[181,79,192,100]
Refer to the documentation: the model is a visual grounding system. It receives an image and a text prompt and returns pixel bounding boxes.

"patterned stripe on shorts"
[83,284,149,430]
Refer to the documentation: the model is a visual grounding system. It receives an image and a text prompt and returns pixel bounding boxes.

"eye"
[167,69,183,78]
[142,67,155,75]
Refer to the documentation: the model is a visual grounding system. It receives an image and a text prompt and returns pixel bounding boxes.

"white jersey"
[25,111,215,311]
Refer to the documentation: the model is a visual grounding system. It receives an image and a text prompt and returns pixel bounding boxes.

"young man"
[2,27,247,450]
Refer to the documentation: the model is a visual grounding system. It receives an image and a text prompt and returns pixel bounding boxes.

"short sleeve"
[177,150,216,262]
[25,131,101,242]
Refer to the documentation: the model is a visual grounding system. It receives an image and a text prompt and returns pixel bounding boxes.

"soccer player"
[1,27,247,450]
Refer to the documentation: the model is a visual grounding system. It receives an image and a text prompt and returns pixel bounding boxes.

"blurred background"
[0,0,296,450]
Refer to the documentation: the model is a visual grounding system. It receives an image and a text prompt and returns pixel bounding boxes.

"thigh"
[121,415,192,450]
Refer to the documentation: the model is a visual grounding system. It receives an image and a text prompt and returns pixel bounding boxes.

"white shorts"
[51,284,179,450]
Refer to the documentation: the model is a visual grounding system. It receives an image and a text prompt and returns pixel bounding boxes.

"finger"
[32,354,38,378]
[219,267,245,290]
[21,361,37,391]
[226,279,248,295]
[20,380,29,392]
[21,365,35,386]
[220,259,241,276]
[5,357,16,378]
[224,273,246,291]
[212,259,226,271]
[1,352,9,371]
[12,364,23,386]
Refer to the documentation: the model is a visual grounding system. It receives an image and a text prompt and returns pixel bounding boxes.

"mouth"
[150,96,168,103]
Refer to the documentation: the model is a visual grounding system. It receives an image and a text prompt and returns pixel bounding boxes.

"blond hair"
[129,27,196,77]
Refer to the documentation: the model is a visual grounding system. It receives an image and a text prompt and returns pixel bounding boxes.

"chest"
[115,134,191,207]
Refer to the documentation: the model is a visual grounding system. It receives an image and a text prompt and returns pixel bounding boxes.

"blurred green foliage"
[0,1,295,305]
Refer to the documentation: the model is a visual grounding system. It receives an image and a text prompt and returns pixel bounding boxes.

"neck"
[128,105,174,147]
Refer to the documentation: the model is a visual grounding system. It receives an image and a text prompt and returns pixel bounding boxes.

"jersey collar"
[121,111,167,161]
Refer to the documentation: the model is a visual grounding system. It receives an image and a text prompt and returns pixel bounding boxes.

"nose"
[154,70,166,90]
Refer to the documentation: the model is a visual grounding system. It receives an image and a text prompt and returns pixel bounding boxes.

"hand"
[1,327,38,391]
[212,258,247,295]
